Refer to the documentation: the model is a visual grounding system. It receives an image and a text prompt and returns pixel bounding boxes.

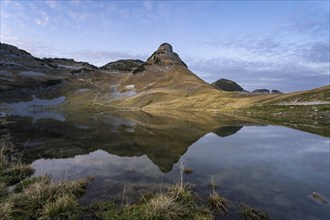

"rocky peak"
[145,43,187,68]
[212,78,244,92]
[158,43,173,52]
[0,43,32,57]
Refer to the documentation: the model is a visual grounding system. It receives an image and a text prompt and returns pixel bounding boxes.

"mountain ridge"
[0,42,329,136]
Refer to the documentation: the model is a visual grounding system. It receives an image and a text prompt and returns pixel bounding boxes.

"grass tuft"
[208,176,218,190]
[42,194,79,219]
[240,203,270,220]
[208,190,229,214]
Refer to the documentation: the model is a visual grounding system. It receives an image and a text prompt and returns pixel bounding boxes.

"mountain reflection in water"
[1,111,329,220]
[3,111,253,172]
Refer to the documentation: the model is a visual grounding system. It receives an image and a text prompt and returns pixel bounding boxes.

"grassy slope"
[56,65,329,136]
[236,85,330,137]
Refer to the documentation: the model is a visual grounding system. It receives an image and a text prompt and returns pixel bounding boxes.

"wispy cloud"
[67,10,88,22]
[34,11,49,26]
[70,50,148,66]
[45,0,58,9]
[188,4,329,92]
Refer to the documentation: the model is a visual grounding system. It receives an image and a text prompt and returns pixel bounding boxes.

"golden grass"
[208,190,228,214]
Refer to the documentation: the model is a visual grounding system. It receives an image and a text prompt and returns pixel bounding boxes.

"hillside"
[0,42,329,136]
[212,78,245,92]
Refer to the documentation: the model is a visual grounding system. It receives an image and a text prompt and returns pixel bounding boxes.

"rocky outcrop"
[101,59,144,72]
[271,89,283,94]
[253,89,270,94]
[212,78,244,92]
[0,43,32,57]
[133,43,187,74]
[41,58,98,70]
[146,43,187,67]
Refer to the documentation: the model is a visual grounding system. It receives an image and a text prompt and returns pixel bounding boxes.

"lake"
[1,111,329,219]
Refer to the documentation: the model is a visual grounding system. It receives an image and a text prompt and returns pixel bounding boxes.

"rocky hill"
[101,59,144,72]
[212,78,244,92]
[0,42,329,136]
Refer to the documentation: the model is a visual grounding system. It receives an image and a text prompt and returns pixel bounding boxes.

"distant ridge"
[212,78,244,92]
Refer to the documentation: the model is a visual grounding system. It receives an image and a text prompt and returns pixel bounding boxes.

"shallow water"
[1,111,329,219]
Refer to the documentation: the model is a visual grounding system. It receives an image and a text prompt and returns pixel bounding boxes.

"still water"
[1,111,329,219]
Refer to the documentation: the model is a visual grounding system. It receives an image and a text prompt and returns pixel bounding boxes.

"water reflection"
[1,110,329,219]
[213,126,243,137]
[28,125,329,220]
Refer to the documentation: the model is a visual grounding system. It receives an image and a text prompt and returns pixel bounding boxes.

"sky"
[0,0,329,92]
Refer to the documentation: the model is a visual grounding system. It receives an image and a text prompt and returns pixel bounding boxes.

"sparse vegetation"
[97,183,213,220]
[208,176,218,190]
[0,135,272,219]
[208,189,229,215]
[183,167,193,174]
[0,135,88,219]
[240,204,270,220]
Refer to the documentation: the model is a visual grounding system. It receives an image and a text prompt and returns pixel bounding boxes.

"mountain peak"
[145,43,187,68]
[158,43,173,52]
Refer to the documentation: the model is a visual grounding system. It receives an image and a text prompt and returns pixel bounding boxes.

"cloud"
[45,0,58,9]
[192,4,329,93]
[188,53,329,92]
[69,50,148,67]
[34,11,49,26]
[67,10,88,21]
[143,1,153,10]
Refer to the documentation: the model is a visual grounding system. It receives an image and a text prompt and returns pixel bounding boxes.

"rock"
[253,89,270,94]
[145,43,187,67]
[271,89,283,94]
[212,78,244,92]
[42,58,98,70]
[133,43,187,74]
[0,43,32,57]
[312,192,328,204]
[101,59,144,72]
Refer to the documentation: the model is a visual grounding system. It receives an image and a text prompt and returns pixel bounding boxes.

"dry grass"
[3,177,89,219]
[0,136,90,219]
[240,204,270,220]
[208,190,229,214]
[100,183,212,220]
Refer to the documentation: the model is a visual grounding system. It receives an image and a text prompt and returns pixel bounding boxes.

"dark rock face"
[42,58,98,70]
[212,78,244,92]
[101,59,144,72]
[271,89,283,94]
[0,43,32,57]
[133,43,187,74]
[252,89,270,94]
[145,43,187,67]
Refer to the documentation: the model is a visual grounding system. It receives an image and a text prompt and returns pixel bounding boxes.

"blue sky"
[0,0,329,92]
